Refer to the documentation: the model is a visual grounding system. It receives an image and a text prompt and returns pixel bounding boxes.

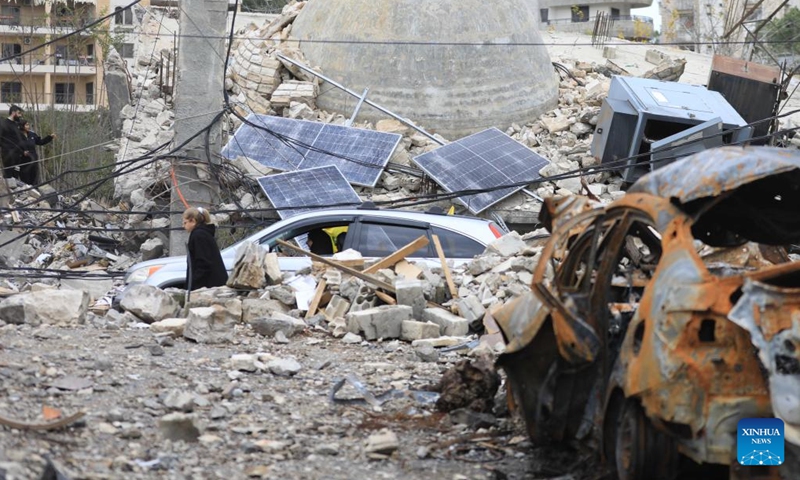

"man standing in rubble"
[0,105,27,180]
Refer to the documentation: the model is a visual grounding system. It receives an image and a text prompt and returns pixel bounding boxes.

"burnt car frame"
[496,147,800,479]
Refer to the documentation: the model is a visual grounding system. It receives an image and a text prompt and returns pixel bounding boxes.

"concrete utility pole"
[169,0,228,256]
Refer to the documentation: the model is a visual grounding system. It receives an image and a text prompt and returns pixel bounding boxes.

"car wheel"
[614,398,677,480]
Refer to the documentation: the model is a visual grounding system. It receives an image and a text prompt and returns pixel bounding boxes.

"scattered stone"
[250,312,306,338]
[164,390,196,412]
[401,320,440,342]
[342,332,362,344]
[149,345,165,356]
[449,408,498,429]
[415,344,439,363]
[149,318,187,336]
[183,305,237,344]
[274,330,290,344]
[231,354,259,372]
[140,238,164,261]
[267,357,302,376]
[365,430,399,455]
[158,413,201,442]
[0,290,89,326]
[119,284,179,324]
[315,443,340,456]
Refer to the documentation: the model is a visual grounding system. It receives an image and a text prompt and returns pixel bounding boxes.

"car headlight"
[126,265,164,284]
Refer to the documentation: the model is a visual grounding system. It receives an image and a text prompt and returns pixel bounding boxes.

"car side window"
[431,227,484,258]
[355,223,431,257]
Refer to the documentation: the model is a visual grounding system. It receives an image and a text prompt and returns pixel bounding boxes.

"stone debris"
[364,430,399,456]
[119,284,180,323]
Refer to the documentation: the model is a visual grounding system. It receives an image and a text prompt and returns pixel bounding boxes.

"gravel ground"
[0,320,599,480]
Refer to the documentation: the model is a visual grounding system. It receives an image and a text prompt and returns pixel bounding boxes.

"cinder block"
[422,308,470,337]
[345,305,413,340]
[348,285,377,313]
[324,295,351,320]
[455,295,486,323]
[401,320,440,342]
[395,279,426,320]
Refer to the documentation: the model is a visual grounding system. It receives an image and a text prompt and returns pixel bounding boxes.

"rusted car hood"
[628,146,800,203]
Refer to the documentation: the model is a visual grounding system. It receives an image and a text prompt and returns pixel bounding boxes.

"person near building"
[183,206,228,290]
[18,119,56,186]
[0,105,27,180]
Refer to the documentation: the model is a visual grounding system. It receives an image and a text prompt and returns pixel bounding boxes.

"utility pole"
[169,0,228,255]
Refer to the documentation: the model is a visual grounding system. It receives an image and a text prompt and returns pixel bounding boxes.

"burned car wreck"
[495,147,800,479]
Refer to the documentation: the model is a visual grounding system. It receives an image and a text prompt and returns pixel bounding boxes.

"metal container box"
[591,76,752,182]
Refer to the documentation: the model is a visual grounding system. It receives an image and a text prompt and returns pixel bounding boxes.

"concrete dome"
[290,0,558,139]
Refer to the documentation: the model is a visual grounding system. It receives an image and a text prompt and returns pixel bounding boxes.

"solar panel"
[221,114,402,187]
[412,128,550,214]
[257,166,362,219]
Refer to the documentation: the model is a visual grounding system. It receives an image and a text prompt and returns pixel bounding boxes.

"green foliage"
[28,108,118,203]
[763,7,800,55]
[241,0,290,13]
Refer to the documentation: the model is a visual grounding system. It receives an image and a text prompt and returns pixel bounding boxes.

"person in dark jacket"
[18,119,55,186]
[0,105,27,180]
[183,206,228,290]
[306,228,334,255]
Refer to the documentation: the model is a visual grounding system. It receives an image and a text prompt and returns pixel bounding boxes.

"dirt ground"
[0,319,603,480]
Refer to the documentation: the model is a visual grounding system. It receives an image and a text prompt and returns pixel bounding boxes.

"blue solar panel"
[221,114,401,187]
[412,128,550,214]
[257,166,362,219]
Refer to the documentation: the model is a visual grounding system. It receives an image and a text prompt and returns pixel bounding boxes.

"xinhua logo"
[737,418,784,466]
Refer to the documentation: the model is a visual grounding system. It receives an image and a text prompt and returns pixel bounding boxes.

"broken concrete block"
[345,305,413,340]
[365,429,399,455]
[395,279,426,320]
[645,49,670,65]
[401,320,440,342]
[541,115,571,134]
[602,46,617,59]
[227,243,267,290]
[183,305,236,344]
[150,318,187,336]
[348,285,378,313]
[422,308,470,337]
[455,295,486,323]
[61,274,114,303]
[263,252,282,285]
[231,353,260,372]
[324,295,351,320]
[241,298,290,323]
[119,284,180,324]
[250,312,306,338]
[267,357,302,376]
[0,290,89,326]
[467,255,502,276]
[159,413,202,442]
[485,232,527,258]
[411,336,470,348]
[264,285,296,306]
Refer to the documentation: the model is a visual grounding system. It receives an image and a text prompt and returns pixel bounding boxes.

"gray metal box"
[590,76,753,182]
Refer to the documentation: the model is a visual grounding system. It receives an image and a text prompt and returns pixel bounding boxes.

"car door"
[254,214,357,274]
[348,216,435,265]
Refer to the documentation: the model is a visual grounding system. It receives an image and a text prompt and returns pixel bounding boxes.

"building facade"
[660,0,800,56]
[538,0,655,40]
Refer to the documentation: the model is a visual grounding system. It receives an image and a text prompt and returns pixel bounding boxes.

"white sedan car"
[124,208,506,289]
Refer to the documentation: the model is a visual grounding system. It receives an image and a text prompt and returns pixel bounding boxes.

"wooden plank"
[431,234,458,299]
[374,290,397,305]
[363,235,429,274]
[394,259,421,280]
[277,239,444,309]
[305,279,327,319]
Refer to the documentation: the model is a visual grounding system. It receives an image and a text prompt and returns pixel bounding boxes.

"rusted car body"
[496,147,800,479]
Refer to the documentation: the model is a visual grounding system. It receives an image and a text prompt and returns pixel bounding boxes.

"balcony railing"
[0,15,95,32]
[542,14,654,25]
